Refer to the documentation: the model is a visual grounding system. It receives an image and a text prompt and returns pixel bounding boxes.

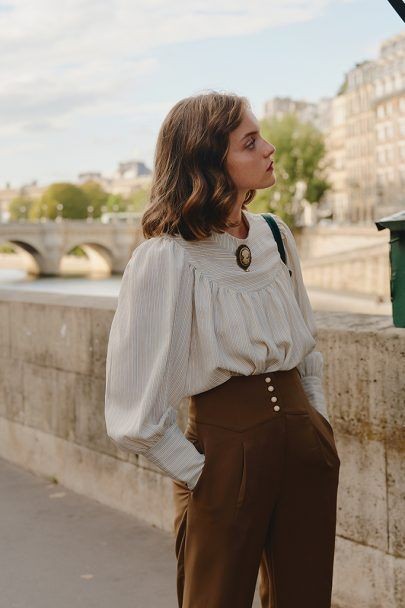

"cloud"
[0,0,357,136]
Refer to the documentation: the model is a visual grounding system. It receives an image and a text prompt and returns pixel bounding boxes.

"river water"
[0,268,122,297]
[0,261,392,316]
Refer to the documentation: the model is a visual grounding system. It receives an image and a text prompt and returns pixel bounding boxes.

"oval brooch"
[235,244,252,271]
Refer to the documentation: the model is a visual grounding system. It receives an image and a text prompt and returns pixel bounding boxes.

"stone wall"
[301,242,390,298]
[0,290,403,608]
[295,223,387,259]
[295,224,390,299]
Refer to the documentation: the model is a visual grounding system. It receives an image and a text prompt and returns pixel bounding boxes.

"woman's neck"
[224,210,249,239]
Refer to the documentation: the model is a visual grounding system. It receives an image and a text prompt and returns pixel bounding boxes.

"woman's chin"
[259,175,276,189]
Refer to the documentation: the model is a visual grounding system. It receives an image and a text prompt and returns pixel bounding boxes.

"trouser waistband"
[189,367,310,432]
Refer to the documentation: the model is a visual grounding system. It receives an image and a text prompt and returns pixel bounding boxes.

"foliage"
[105,193,127,212]
[29,183,89,220]
[0,244,16,253]
[126,187,151,212]
[80,180,109,217]
[9,180,153,222]
[68,246,87,257]
[250,113,331,227]
[9,195,34,220]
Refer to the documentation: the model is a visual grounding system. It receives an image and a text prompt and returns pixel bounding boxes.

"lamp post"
[40,203,48,223]
[56,203,63,223]
[87,205,94,223]
[112,203,119,224]
[291,180,307,224]
[19,205,26,223]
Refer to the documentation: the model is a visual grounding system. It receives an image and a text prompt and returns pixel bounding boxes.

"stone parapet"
[0,290,403,608]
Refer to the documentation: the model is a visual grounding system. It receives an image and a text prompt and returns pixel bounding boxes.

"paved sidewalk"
[0,457,262,608]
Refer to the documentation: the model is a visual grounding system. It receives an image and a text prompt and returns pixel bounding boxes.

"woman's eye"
[247,138,256,149]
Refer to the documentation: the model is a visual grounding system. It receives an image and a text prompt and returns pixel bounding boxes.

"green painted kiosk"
[375,210,405,328]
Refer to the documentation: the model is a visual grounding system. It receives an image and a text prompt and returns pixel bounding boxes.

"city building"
[322,94,349,224]
[0,181,46,221]
[0,160,152,220]
[373,31,405,217]
[263,30,405,225]
[264,97,318,127]
[344,59,377,223]
[78,160,152,198]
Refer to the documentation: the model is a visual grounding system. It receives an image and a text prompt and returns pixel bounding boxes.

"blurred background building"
[1,31,404,226]
[263,30,405,225]
[0,159,152,221]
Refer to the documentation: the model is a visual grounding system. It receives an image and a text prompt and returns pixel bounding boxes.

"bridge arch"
[0,238,45,274]
[0,221,141,276]
[63,241,114,274]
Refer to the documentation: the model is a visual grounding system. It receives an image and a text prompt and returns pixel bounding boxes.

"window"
[375,82,383,97]
[377,105,385,119]
[376,172,384,186]
[377,126,384,141]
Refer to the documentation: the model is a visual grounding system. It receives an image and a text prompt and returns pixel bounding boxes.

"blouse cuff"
[145,421,206,490]
[300,375,330,424]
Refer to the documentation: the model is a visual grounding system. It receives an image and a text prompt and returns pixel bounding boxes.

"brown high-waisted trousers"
[172,367,340,608]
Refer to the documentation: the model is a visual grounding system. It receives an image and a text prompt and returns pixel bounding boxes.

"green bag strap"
[261,213,292,277]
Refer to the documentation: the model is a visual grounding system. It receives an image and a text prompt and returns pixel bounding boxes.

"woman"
[104,91,340,608]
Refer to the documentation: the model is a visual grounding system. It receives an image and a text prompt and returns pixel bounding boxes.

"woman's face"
[225,108,276,193]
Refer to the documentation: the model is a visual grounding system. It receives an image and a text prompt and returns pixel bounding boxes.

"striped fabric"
[104,210,330,490]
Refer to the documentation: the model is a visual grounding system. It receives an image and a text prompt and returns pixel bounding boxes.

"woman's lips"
[266,161,274,172]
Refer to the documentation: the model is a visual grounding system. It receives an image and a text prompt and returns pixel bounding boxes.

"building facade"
[263,31,405,224]
[78,160,152,197]
[344,60,377,223]
[373,32,405,217]
[1,160,152,220]
[323,94,349,223]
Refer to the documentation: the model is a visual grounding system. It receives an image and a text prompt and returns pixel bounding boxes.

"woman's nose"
[265,142,275,156]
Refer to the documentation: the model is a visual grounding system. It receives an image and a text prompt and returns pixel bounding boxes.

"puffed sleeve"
[274,216,330,424]
[104,236,205,490]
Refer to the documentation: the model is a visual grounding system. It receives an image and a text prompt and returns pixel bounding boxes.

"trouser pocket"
[184,423,206,495]
[309,410,340,468]
[185,420,248,514]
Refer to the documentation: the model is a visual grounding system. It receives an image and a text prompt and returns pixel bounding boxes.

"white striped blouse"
[104,210,330,491]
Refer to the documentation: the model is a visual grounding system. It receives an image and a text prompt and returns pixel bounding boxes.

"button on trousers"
[172,367,340,608]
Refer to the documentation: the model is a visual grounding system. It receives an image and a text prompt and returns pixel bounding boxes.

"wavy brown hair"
[142,90,256,241]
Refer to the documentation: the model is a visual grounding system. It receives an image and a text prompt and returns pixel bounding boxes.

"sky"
[0,0,403,188]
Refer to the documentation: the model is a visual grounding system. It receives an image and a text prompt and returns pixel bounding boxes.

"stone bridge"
[0,220,144,275]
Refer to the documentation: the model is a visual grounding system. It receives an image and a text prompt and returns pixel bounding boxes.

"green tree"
[249,113,331,226]
[80,180,109,218]
[29,183,89,220]
[105,193,127,212]
[126,187,151,212]
[9,195,34,220]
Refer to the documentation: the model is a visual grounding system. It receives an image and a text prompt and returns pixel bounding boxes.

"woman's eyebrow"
[240,129,259,141]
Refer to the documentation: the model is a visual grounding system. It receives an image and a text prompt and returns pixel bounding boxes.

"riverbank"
[0,252,108,274]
